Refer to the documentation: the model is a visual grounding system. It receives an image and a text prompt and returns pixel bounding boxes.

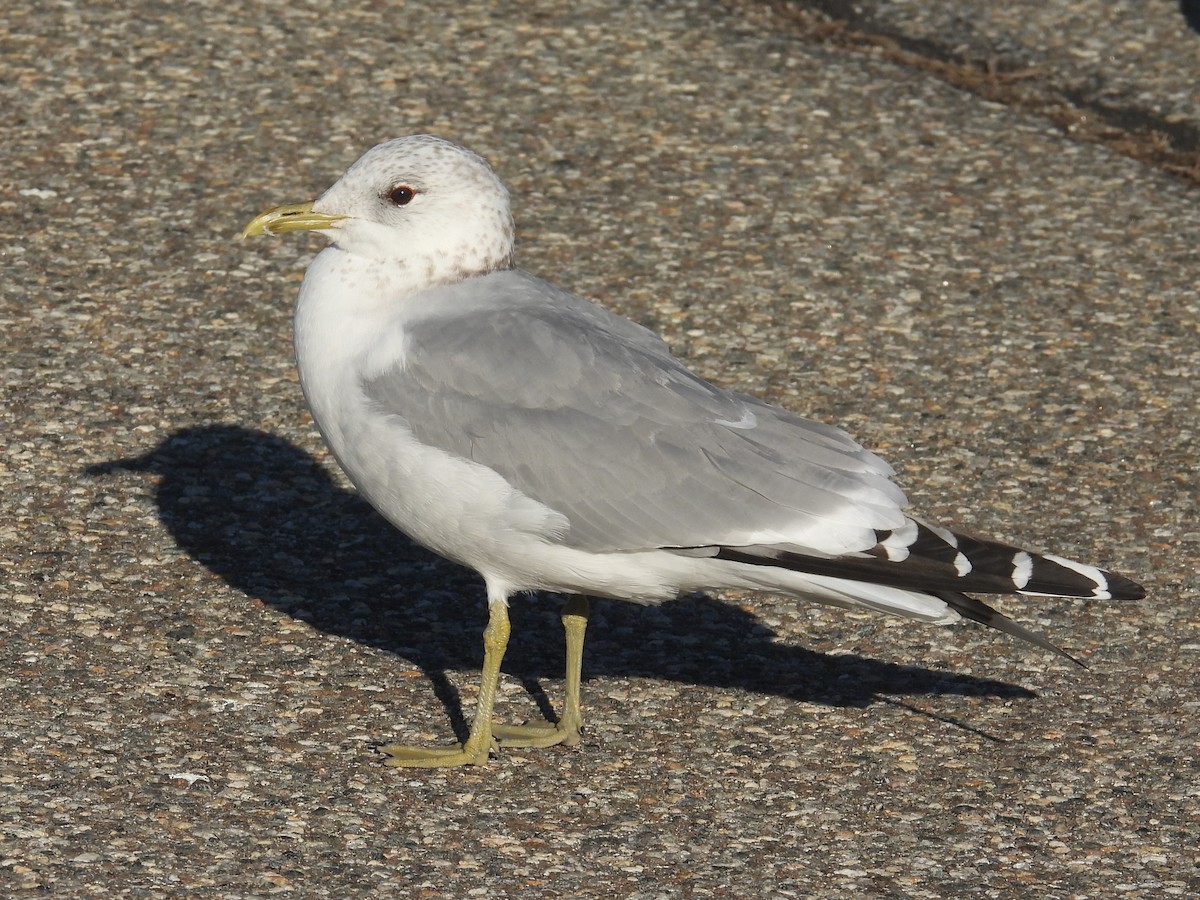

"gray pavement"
[2,1,1198,897]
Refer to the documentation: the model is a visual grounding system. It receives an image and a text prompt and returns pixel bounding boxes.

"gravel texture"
[2,1,1197,897]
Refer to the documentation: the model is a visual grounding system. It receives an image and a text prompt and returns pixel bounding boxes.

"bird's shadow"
[88,425,1034,743]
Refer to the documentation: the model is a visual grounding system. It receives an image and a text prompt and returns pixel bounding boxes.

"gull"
[242,135,1144,767]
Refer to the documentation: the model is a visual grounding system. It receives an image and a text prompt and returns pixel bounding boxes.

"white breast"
[291,248,570,578]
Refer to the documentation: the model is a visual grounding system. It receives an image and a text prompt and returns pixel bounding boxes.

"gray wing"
[362,269,908,555]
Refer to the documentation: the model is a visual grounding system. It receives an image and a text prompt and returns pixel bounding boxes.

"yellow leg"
[379,595,591,767]
[380,597,511,768]
[493,595,590,749]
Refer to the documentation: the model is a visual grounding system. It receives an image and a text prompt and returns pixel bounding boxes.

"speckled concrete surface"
[2,1,1197,897]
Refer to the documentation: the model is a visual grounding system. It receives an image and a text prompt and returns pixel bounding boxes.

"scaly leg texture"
[493,595,590,749]
[380,595,590,767]
[380,596,511,767]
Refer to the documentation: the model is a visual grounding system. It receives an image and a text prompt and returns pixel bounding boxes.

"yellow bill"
[241,201,346,239]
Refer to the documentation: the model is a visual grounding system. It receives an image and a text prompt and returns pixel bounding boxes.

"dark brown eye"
[387,185,416,206]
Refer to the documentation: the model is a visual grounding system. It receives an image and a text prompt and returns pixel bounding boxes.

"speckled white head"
[311,135,515,281]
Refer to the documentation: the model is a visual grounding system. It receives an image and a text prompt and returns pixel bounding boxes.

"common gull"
[243,135,1144,767]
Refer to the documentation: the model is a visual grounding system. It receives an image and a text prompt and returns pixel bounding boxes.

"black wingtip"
[1104,569,1146,602]
[934,591,1087,667]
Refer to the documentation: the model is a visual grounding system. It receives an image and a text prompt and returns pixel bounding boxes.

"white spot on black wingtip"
[925,521,959,549]
[953,552,972,577]
[1012,551,1033,590]
[1043,553,1111,600]
[880,520,918,561]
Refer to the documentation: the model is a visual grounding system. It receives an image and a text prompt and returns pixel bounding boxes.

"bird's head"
[243,134,515,283]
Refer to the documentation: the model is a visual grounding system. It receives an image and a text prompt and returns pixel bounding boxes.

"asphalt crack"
[727,0,1200,185]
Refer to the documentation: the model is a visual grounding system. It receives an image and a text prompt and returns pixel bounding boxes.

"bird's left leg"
[379,594,512,767]
[492,595,590,749]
